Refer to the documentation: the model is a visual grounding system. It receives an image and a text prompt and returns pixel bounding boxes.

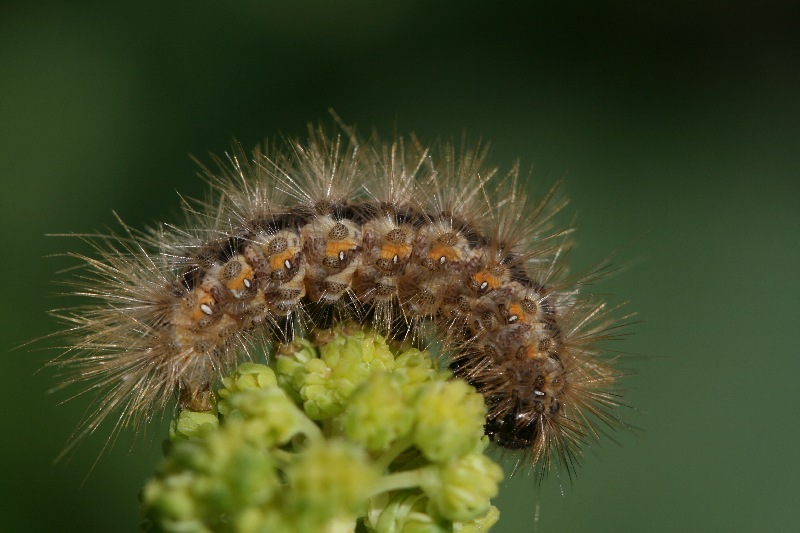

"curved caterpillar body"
[54,124,627,475]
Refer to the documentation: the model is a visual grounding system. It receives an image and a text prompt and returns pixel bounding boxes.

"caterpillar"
[51,122,628,476]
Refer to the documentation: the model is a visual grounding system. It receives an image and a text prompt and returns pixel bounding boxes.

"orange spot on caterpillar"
[223,260,254,294]
[427,245,461,264]
[188,290,216,322]
[269,249,297,271]
[525,343,539,359]
[325,240,358,258]
[472,271,500,291]
[379,243,411,262]
[507,302,526,323]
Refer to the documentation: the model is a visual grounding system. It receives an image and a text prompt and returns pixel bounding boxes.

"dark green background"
[2,2,798,531]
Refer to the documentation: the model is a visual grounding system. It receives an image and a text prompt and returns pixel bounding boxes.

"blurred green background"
[2,1,798,531]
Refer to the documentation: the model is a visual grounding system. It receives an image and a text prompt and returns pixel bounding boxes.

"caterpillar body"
[53,124,627,475]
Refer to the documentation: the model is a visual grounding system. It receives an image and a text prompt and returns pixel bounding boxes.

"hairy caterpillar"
[51,122,628,476]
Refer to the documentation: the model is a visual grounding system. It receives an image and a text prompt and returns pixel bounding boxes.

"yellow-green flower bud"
[413,380,487,462]
[225,386,314,446]
[169,410,219,443]
[365,490,450,533]
[422,453,503,523]
[290,328,397,419]
[392,348,442,392]
[344,372,415,451]
[143,421,280,531]
[274,338,317,402]
[286,439,379,528]
[216,363,278,399]
[454,505,501,533]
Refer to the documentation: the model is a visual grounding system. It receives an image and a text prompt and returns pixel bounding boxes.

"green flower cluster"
[141,326,502,533]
